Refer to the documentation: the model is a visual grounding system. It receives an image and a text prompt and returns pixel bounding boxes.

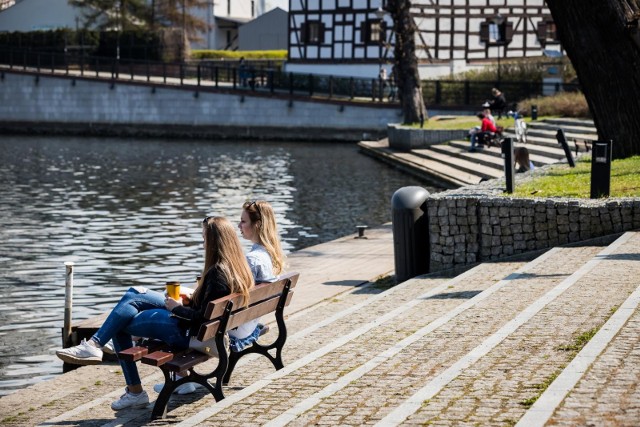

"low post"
[391,187,430,283]
[556,129,576,167]
[590,140,612,198]
[531,105,538,120]
[502,137,515,193]
[62,261,74,348]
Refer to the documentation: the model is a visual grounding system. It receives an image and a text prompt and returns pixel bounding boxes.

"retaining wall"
[387,124,468,151]
[0,70,401,141]
[422,181,640,272]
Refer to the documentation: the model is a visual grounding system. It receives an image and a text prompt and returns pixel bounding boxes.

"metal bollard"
[531,105,538,120]
[63,261,74,348]
[391,187,430,283]
[501,137,515,193]
[556,129,576,167]
[590,140,612,198]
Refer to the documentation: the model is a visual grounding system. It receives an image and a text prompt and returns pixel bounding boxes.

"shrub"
[191,50,287,60]
[517,91,590,118]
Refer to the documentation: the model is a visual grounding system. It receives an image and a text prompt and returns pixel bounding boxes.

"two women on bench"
[56,201,285,410]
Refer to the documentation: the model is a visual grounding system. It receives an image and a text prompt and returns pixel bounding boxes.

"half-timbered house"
[285,0,561,78]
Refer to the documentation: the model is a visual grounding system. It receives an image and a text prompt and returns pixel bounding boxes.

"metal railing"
[0,47,580,108]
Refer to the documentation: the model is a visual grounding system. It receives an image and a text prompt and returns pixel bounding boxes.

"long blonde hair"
[193,217,254,307]
[242,200,285,275]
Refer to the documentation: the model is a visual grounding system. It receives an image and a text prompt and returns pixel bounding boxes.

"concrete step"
[526,125,598,142]
[446,139,565,168]
[431,142,505,169]
[358,140,486,187]
[412,145,504,179]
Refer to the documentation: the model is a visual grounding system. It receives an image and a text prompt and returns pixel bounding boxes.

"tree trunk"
[388,0,427,125]
[546,0,640,159]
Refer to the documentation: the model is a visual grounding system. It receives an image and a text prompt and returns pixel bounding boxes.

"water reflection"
[0,135,436,395]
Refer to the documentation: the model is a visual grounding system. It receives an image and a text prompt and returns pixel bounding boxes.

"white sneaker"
[55,338,103,365]
[102,340,116,355]
[111,388,149,411]
[153,381,197,395]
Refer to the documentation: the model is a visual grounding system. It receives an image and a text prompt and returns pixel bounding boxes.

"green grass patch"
[405,115,555,130]
[370,275,396,290]
[520,369,561,408]
[558,327,599,353]
[510,155,640,198]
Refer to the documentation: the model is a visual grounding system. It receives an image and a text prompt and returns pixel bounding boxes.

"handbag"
[189,334,229,358]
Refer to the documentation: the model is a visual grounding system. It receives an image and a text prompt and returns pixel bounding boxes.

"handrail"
[0,47,580,108]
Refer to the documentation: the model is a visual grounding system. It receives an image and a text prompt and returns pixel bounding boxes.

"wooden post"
[62,261,74,347]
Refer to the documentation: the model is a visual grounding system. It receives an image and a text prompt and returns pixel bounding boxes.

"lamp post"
[375,6,388,102]
[484,13,512,87]
[182,0,186,63]
[115,3,121,62]
[492,14,504,86]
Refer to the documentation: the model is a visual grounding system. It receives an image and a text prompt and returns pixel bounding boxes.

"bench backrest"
[196,271,300,341]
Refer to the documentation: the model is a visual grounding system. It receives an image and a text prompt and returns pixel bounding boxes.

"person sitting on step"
[469,112,497,152]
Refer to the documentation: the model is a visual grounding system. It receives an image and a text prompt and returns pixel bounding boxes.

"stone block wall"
[423,184,640,272]
[0,71,400,141]
[388,124,468,151]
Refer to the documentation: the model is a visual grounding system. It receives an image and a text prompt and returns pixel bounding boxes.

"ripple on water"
[0,135,439,395]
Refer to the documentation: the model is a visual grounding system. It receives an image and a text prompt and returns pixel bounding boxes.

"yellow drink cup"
[166,281,181,300]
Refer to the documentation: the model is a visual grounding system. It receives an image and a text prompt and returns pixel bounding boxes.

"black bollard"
[501,137,515,193]
[391,187,430,283]
[556,129,576,167]
[590,140,612,198]
[531,105,538,120]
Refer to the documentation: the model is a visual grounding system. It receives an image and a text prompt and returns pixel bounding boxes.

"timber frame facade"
[288,0,561,75]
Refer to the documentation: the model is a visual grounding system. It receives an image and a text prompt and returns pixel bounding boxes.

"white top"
[228,243,276,338]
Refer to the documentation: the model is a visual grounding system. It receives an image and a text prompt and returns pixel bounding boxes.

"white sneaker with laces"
[111,388,149,411]
[55,338,103,365]
[153,381,197,395]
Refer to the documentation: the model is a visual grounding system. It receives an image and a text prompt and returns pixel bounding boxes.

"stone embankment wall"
[0,70,401,141]
[423,182,640,272]
[387,124,467,151]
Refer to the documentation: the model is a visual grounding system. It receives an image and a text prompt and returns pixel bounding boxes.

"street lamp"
[374,6,388,101]
[481,13,512,87]
[115,3,121,61]
[491,14,504,84]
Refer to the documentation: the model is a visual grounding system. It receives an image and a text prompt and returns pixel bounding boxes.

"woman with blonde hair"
[231,200,286,350]
[56,217,254,410]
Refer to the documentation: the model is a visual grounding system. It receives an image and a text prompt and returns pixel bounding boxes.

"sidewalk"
[0,224,397,426]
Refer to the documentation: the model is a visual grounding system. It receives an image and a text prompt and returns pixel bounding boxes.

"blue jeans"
[92,287,189,386]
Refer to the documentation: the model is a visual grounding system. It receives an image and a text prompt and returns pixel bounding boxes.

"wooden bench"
[118,271,300,419]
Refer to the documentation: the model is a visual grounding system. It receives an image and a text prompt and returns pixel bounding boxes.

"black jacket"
[171,266,230,336]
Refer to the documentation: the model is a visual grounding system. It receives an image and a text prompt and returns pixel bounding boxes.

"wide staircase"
[420,117,599,185]
[359,118,599,188]
[19,231,640,426]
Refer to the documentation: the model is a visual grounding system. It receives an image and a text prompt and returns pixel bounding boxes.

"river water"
[0,135,436,396]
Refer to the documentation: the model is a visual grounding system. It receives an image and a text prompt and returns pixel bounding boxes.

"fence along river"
[0,135,436,395]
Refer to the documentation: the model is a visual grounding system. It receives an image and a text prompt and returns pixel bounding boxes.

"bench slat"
[197,291,294,341]
[142,350,176,366]
[203,272,300,320]
[118,346,150,362]
[164,351,211,372]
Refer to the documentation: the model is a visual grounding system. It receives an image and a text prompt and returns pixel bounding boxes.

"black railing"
[0,47,580,108]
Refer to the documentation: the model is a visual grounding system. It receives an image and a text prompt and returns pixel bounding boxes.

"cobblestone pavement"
[1,232,638,427]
